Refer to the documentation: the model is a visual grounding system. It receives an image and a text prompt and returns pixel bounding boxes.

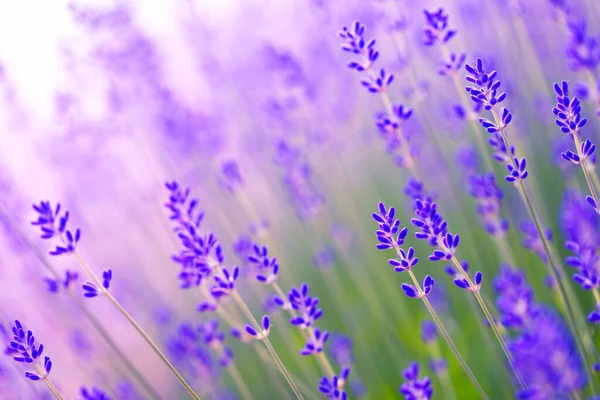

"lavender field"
[0,0,599,399]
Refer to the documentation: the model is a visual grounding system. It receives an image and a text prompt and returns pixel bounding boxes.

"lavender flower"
[210,267,240,299]
[301,328,329,356]
[245,316,271,340]
[521,221,553,263]
[274,139,324,220]
[566,19,600,71]
[248,243,280,284]
[565,241,599,292]
[165,181,223,288]
[372,202,434,299]
[80,386,111,400]
[399,362,433,400]
[465,58,528,183]
[319,366,350,399]
[422,8,457,46]
[339,21,416,168]
[420,320,437,344]
[44,270,79,294]
[8,320,52,382]
[82,269,113,298]
[467,173,509,236]
[288,283,324,329]
[31,201,81,256]
[218,160,243,193]
[330,334,354,366]
[494,266,586,396]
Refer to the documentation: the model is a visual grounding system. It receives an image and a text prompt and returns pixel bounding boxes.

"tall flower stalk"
[372,202,489,399]
[31,201,202,400]
[164,182,304,399]
[465,58,596,385]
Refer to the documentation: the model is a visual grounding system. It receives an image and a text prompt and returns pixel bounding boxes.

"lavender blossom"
[80,387,111,400]
[465,58,528,183]
[422,8,457,46]
[319,366,350,399]
[399,362,433,400]
[31,201,81,256]
[467,173,509,236]
[8,320,52,382]
[82,269,113,298]
[43,270,79,294]
[566,19,600,71]
[494,266,586,397]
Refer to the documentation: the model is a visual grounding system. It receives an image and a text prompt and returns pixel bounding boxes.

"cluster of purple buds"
[421,8,464,77]
[465,58,528,183]
[420,321,448,376]
[279,283,329,356]
[165,181,225,288]
[31,201,81,256]
[467,173,509,236]
[44,270,79,293]
[411,200,483,291]
[82,269,113,298]
[372,202,434,299]
[422,8,456,46]
[399,362,433,400]
[274,139,324,220]
[248,243,280,284]
[520,221,553,263]
[218,160,244,193]
[339,21,415,169]
[493,266,586,397]
[566,19,600,72]
[198,320,234,367]
[566,241,600,295]
[319,366,350,399]
[375,105,413,157]
[553,81,595,163]
[8,320,52,381]
[80,386,111,400]
[210,266,240,299]
[403,177,434,202]
[245,315,271,340]
[493,266,539,329]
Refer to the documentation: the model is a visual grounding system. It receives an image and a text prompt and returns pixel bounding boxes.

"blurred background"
[1,0,600,398]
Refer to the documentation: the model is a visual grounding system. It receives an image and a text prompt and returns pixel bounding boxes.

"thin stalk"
[488,107,597,391]
[229,290,304,400]
[446,253,527,389]
[73,252,201,400]
[405,269,488,399]
[0,207,163,400]
[229,363,254,400]
[573,133,600,204]
[440,44,496,174]
[33,362,64,400]
[427,342,457,400]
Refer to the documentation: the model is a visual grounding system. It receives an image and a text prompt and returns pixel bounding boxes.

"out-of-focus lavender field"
[2,0,600,399]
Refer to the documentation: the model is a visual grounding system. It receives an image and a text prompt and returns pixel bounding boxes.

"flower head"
[9,320,52,381]
[399,362,433,400]
[423,8,456,46]
[31,201,81,256]
[319,366,350,399]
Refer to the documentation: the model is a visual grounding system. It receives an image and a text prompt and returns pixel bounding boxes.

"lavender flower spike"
[31,201,81,256]
[319,366,350,399]
[553,80,600,214]
[399,362,433,400]
[8,320,62,398]
[371,202,488,398]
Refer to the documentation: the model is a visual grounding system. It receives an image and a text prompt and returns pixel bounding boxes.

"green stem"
[74,252,201,400]
[405,270,488,399]
[0,206,162,399]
